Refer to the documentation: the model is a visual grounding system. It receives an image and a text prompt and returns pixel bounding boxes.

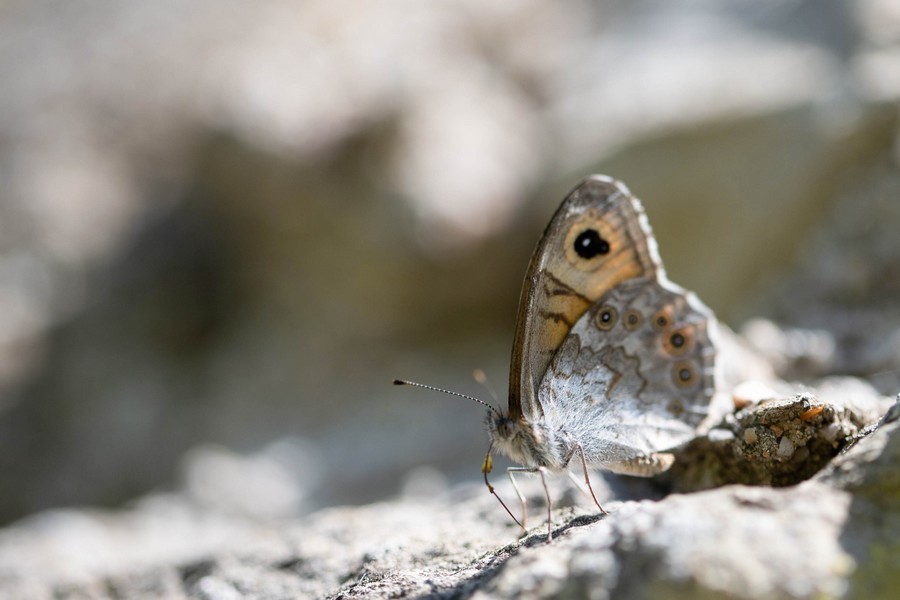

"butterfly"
[399,175,718,540]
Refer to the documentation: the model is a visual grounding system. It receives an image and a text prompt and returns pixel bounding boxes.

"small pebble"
[708,428,735,443]
[820,422,842,443]
[777,436,795,459]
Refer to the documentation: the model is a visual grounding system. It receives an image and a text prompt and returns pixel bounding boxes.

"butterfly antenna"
[472,369,500,404]
[393,379,502,416]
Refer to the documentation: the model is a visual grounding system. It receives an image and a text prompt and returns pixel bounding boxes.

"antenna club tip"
[393,379,408,386]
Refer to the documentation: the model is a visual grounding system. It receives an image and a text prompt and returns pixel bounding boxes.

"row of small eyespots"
[594,305,699,387]
[594,305,694,353]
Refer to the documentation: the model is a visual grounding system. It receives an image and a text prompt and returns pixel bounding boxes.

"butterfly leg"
[506,467,530,532]
[508,466,554,541]
[537,466,553,542]
[482,445,525,532]
[563,443,607,515]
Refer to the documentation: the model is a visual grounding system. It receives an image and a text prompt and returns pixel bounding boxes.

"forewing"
[508,176,660,422]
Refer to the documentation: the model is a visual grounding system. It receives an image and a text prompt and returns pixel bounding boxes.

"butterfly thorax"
[487,411,568,470]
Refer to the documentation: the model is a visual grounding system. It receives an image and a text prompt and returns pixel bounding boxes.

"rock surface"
[671,382,892,491]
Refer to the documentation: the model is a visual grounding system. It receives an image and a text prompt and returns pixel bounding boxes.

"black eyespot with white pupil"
[663,328,692,356]
[673,362,697,388]
[595,305,618,330]
[573,229,610,259]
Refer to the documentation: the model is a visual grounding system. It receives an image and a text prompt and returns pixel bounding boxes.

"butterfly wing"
[508,176,661,422]
[538,275,718,469]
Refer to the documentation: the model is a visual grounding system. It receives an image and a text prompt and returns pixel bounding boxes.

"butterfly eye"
[672,362,697,388]
[623,310,643,331]
[497,419,515,437]
[662,328,692,355]
[573,229,610,259]
[595,306,618,330]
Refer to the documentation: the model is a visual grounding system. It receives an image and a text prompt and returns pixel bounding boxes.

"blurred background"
[0,0,898,527]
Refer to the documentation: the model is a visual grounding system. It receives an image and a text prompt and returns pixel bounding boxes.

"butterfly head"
[486,409,554,469]
[488,410,517,439]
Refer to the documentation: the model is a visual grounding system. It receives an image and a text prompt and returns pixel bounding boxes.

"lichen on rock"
[669,387,891,492]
